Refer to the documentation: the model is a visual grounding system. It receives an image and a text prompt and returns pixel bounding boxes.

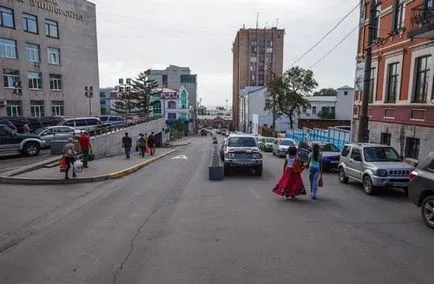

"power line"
[289,1,360,67]
[308,25,359,69]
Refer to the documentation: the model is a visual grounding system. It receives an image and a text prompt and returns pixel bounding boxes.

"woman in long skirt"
[272,146,306,199]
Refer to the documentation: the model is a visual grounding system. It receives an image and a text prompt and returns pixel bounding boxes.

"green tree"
[313,88,337,96]
[171,118,186,132]
[111,91,137,115]
[131,70,160,117]
[269,67,318,129]
[317,107,336,119]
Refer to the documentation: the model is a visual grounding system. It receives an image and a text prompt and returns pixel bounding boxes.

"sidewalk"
[0,148,177,185]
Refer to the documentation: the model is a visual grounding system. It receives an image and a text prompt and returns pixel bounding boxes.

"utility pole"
[357,0,376,143]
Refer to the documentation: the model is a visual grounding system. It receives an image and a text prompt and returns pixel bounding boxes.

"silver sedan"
[34,126,81,147]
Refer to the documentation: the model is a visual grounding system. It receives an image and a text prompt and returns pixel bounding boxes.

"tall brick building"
[232,28,285,130]
[354,0,434,161]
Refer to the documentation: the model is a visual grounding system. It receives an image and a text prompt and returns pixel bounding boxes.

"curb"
[165,142,191,148]
[0,149,178,185]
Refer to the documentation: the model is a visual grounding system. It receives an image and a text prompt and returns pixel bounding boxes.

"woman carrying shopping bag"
[272,146,306,199]
[63,138,78,179]
[307,143,323,200]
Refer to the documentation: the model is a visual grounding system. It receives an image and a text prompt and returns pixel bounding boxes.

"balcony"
[409,4,434,38]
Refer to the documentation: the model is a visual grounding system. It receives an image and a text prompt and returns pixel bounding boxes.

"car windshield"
[264,138,275,143]
[280,139,295,146]
[34,128,48,135]
[363,147,401,162]
[228,137,257,147]
[320,144,340,152]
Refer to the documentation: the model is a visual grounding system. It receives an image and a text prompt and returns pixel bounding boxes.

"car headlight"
[228,153,235,158]
[376,169,388,177]
[253,153,261,159]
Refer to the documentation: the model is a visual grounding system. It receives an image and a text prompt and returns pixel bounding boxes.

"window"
[28,72,42,89]
[23,13,38,33]
[413,56,430,103]
[0,38,17,59]
[312,106,317,115]
[6,101,21,117]
[51,104,62,116]
[386,63,399,103]
[351,148,362,161]
[30,101,44,117]
[49,74,62,90]
[162,74,168,87]
[265,99,270,109]
[168,112,176,120]
[25,43,40,62]
[364,147,401,162]
[153,101,162,114]
[0,7,14,28]
[180,75,196,83]
[372,4,381,40]
[380,132,391,145]
[168,101,176,109]
[393,0,405,31]
[48,47,61,65]
[344,91,348,96]
[3,69,19,88]
[45,19,59,38]
[228,136,257,147]
[369,67,376,103]
[331,106,336,113]
[341,146,351,157]
[405,137,420,159]
[0,125,11,136]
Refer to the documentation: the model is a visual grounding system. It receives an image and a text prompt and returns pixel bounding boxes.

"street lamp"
[117,78,133,116]
[84,85,94,116]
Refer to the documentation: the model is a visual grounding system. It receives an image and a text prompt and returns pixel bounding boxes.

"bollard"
[209,143,224,180]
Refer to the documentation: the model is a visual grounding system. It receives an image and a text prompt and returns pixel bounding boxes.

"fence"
[286,127,351,150]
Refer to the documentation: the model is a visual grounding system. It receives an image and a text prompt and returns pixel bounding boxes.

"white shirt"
[286,156,296,168]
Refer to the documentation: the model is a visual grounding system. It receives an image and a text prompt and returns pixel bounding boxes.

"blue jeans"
[124,147,131,158]
[309,167,320,198]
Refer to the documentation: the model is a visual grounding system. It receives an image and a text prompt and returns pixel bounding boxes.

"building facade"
[232,27,285,130]
[354,0,434,161]
[155,86,189,123]
[0,0,99,117]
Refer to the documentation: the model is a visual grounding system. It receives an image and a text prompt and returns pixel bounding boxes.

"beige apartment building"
[232,27,284,130]
[0,0,99,118]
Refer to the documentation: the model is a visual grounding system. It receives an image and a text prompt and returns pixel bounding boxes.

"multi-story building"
[232,27,285,130]
[354,0,434,161]
[99,88,113,115]
[155,86,190,123]
[0,0,99,117]
[148,65,197,111]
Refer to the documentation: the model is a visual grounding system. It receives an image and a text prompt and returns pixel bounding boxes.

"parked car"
[0,118,18,132]
[0,117,26,133]
[200,128,207,136]
[298,141,341,170]
[38,116,66,127]
[222,134,263,176]
[0,124,46,156]
[408,152,434,229]
[34,126,80,148]
[57,117,102,132]
[99,115,126,128]
[272,138,297,158]
[338,143,414,195]
[260,137,277,152]
[27,117,43,132]
[220,137,228,161]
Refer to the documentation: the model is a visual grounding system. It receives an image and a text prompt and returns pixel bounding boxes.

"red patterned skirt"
[272,167,306,197]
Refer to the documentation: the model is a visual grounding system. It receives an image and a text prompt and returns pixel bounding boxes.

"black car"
[408,152,434,229]
[0,118,17,132]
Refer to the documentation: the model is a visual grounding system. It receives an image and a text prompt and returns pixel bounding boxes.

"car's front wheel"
[421,195,434,229]
[224,164,231,176]
[338,167,349,184]
[23,142,40,156]
[254,165,263,177]
[362,175,376,195]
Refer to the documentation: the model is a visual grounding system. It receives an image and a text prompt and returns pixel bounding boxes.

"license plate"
[392,182,407,187]
[330,161,339,164]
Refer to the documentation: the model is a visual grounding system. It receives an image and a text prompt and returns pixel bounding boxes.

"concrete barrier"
[209,143,224,181]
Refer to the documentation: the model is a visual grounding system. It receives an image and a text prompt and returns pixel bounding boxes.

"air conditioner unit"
[0,100,6,107]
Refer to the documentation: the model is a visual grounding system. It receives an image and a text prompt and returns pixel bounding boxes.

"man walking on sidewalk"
[122,132,132,159]
[148,132,156,156]
[79,131,92,168]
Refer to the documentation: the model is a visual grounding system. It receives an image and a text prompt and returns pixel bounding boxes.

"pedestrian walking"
[272,146,306,199]
[137,133,146,158]
[63,138,78,179]
[148,132,156,155]
[307,143,323,200]
[122,132,132,159]
[23,122,30,133]
[79,131,92,168]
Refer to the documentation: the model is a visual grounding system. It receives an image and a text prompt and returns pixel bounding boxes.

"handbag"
[318,175,323,187]
[292,155,304,174]
[89,151,95,161]
[59,157,67,173]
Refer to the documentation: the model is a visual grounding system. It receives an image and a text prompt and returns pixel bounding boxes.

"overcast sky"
[94,0,359,107]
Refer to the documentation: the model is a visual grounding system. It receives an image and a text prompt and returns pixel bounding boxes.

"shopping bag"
[89,151,95,161]
[318,175,323,187]
[73,160,83,173]
[145,146,151,154]
[59,158,67,173]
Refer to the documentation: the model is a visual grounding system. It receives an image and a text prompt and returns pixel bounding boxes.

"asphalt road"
[0,149,51,174]
[0,136,433,283]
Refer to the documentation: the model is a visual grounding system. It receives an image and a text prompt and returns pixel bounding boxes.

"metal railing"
[410,4,434,31]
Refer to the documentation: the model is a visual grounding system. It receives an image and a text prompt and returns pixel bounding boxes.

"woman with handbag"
[272,146,306,199]
[63,138,78,180]
[307,143,323,200]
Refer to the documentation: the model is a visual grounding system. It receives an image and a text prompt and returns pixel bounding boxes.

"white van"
[57,117,101,132]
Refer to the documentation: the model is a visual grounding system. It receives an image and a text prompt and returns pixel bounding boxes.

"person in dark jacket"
[122,132,133,159]
[148,132,156,155]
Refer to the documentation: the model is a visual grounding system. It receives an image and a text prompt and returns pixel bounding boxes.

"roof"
[308,96,337,102]
[337,85,354,90]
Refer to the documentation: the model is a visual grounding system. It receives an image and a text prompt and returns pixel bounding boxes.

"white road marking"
[250,188,261,200]
[171,155,188,160]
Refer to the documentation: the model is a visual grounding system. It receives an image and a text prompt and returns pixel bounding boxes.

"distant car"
[222,134,263,176]
[99,115,126,127]
[338,143,414,195]
[272,138,297,158]
[298,141,341,170]
[57,117,102,132]
[200,129,207,136]
[34,126,80,148]
[408,152,434,229]
[260,137,277,152]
